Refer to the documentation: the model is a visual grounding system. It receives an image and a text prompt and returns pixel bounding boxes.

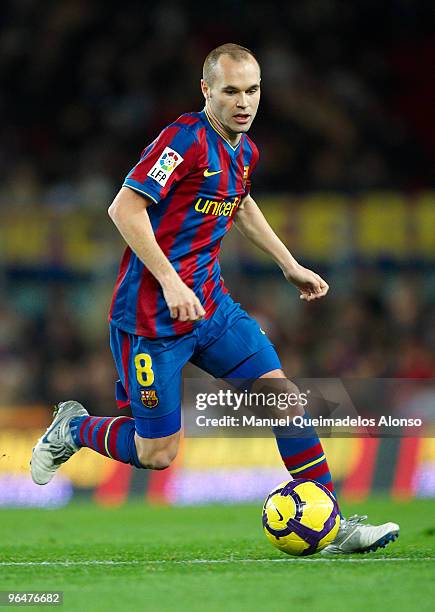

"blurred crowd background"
[1,0,434,414]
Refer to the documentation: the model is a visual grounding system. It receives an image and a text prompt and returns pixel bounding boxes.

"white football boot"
[31,401,88,485]
[321,514,400,554]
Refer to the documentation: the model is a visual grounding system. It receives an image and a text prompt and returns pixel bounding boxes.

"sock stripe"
[91,417,107,453]
[95,417,112,454]
[104,418,118,458]
[288,454,326,475]
[110,417,136,461]
[78,417,92,446]
[274,418,338,508]
[284,451,324,472]
[79,416,93,446]
[71,415,142,468]
[291,460,330,481]
[282,442,324,466]
[86,418,100,448]
[104,417,120,458]
[105,416,131,459]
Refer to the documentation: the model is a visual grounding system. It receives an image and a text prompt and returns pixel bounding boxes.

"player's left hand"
[283,264,329,301]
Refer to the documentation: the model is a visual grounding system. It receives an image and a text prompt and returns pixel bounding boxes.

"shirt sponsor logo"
[194,196,240,217]
[147,147,184,186]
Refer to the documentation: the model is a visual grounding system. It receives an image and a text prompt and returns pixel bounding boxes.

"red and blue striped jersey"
[109,109,259,338]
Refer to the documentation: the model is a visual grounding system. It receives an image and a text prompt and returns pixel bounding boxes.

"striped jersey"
[109,109,259,338]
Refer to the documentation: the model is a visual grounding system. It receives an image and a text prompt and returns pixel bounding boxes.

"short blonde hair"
[203,43,260,85]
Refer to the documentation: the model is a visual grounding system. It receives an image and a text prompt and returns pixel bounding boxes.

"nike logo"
[275,507,284,521]
[203,168,223,177]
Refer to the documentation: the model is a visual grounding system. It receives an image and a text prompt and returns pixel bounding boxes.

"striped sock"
[273,415,339,505]
[70,416,142,468]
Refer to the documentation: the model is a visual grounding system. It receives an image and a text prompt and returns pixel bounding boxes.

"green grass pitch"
[1,498,434,611]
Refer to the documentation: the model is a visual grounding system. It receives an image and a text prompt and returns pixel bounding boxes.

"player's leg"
[31,399,181,484]
[251,366,338,498]
[31,325,192,484]
[192,297,399,553]
[71,324,191,467]
[221,356,338,500]
[191,297,337,498]
[70,411,181,470]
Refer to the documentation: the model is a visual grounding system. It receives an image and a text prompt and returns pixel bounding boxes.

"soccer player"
[31,43,399,553]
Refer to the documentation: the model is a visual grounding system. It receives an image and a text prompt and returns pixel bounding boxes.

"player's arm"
[234,195,329,301]
[108,187,205,321]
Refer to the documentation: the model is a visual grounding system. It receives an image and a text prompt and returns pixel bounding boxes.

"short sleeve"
[123,125,199,204]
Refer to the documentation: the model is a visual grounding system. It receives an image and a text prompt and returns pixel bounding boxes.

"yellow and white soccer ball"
[262,478,340,556]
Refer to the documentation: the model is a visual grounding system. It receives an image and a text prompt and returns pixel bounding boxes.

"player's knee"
[282,380,306,417]
[254,375,305,418]
[147,450,175,470]
[137,447,176,470]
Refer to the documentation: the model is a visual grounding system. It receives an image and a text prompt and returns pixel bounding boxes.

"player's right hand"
[162,280,206,322]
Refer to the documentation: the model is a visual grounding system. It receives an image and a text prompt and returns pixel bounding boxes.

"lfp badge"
[147,146,184,186]
[140,389,159,409]
[159,150,180,172]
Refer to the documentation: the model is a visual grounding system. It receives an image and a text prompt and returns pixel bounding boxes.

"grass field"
[1,498,434,611]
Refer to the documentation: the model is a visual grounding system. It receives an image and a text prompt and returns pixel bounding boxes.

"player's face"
[202,55,261,139]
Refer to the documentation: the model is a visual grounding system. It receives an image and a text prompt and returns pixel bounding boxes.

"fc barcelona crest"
[140,389,159,409]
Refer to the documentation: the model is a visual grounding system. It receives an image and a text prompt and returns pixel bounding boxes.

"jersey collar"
[203,108,241,152]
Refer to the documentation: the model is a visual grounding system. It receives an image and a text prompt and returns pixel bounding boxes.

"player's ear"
[201,79,210,100]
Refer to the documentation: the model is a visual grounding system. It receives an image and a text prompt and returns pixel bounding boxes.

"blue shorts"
[109,295,281,438]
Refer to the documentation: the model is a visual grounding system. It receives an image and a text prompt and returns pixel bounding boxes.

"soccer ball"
[262,478,340,556]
